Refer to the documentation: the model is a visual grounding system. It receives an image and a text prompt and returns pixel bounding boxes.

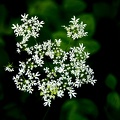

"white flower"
[16,48,21,53]
[25,47,32,54]
[44,67,49,73]
[6,14,97,107]
[5,64,14,72]
[55,39,61,46]
[21,13,28,22]
[33,72,40,80]
[43,99,51,107]
[68,88,77,99]
[12,13,45,40]
[63,16,88,40]
[45,50,54,59]
[57,90,64,98]
[58,66,64,73]
[70,16,79,25]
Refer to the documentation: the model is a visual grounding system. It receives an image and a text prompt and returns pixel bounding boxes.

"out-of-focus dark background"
[0,0,120,120]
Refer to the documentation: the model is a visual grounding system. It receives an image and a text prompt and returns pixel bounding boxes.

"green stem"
[42,107,50,120]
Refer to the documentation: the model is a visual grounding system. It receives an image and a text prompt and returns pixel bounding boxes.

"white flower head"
[5,63,14,72]
[5,14,97,107]
[63,16,88,40]
[12,13,44,39]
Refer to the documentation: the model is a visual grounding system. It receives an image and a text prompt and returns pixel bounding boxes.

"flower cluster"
[5,14,96,107]
[63,16,88,40]
[12,13,44,53]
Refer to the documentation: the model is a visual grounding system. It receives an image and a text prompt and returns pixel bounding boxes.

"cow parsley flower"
[12,13,44,53]
[5,14,97,107]
[12,13,44,38]
[5,63,14,72]
[63,16,88,40]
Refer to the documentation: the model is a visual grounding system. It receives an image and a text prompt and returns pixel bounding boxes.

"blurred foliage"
[73,39,100,54]
[0,0,120,120]
[52,31,73,51]
[60,99,98,120]
[105,74,117,90]
[63,0,87,15]
[78,13,96,37]
[28,0,61,30]
[3,103,27,120]
[107,92,120,110]
[0,4,12,35]
[0,4,7,34]
[0,37,5,47]
[105,92,120,120]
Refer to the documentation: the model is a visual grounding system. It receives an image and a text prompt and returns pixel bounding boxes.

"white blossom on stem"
[5,14,97,107]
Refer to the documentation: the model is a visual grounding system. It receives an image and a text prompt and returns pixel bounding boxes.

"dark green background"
[0,0,120,120]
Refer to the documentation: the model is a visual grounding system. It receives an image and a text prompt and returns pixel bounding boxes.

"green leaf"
[63,0,87,14]
[0,4,7,32]
[68,112,88,120]
[28,1,59,23]
[0,4,12,35]
[28,0,61,30]
[4,103,26,120]
[0,37,5,47]
[78,14,96,37]
[78,99,98,117]
[60,99,98,120]
[60,99,79,120]
[105,74,117,90]
[74,39,100,54]
[52,31,67,40]
[61,99,78,111]
[107,92,120,110]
